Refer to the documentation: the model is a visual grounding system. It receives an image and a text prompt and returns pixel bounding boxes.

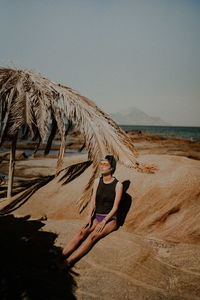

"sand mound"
[11,154,200,243]
[1,153,200,299]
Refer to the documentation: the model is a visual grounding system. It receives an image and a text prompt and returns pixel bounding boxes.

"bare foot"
[62,251,69,258]
[65,258,75,269]
[62,248,73,259]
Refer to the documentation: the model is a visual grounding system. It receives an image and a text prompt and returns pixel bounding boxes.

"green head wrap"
[99,155,117,177]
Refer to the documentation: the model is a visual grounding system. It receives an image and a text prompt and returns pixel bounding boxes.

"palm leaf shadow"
[0,160,92,215]
[58,160,92,184]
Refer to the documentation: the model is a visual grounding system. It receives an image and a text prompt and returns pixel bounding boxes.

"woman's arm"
[103,181,123,223]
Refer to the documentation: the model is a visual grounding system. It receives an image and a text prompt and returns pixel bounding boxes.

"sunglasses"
[99,161,111,167]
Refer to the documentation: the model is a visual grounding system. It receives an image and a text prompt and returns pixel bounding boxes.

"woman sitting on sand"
[62,154,123,267]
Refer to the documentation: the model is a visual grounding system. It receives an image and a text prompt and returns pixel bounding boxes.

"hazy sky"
[0,0,200,126]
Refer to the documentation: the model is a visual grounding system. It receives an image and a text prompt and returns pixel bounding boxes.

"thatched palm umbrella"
[0,67,157,211]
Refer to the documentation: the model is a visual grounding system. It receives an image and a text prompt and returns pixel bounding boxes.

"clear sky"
[0,0,199,126]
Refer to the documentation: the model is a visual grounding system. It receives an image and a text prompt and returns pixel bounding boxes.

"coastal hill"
[109,106,170,126]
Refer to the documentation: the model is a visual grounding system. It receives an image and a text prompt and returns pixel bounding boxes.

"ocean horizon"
[120,124,200,142]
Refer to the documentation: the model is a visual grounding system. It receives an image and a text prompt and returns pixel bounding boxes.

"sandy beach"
[0,130,200,299]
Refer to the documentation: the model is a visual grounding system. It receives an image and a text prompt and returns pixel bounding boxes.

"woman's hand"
[81,216,92,230]
[95,220,106,233]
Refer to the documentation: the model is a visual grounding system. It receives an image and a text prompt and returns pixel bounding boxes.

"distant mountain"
[109,107,170,126]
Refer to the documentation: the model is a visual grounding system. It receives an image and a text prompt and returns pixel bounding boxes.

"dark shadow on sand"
[116,180,132,228]
[0,214,77,300]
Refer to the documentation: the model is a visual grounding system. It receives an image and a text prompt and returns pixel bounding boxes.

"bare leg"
[62,218,99,257]
[66,220,117,265]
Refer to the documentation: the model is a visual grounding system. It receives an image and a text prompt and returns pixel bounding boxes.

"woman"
[62,154,123,267]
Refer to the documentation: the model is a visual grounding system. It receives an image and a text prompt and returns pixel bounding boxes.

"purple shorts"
[95,213,117,223]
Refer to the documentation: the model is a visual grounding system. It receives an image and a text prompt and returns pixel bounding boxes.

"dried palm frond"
[0,67,158,212]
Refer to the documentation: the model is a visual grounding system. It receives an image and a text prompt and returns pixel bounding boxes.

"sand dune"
[0,148,200,299]
[9,154,200,242]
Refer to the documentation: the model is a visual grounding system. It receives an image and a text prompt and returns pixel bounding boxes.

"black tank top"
[95,176,118,214]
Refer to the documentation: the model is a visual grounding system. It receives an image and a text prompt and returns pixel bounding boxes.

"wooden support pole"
[7,132,18,199]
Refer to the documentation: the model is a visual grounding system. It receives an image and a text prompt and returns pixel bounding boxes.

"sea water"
[120,125,200,143]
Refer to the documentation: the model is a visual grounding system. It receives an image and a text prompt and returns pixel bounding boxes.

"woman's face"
[99,159,112,175]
